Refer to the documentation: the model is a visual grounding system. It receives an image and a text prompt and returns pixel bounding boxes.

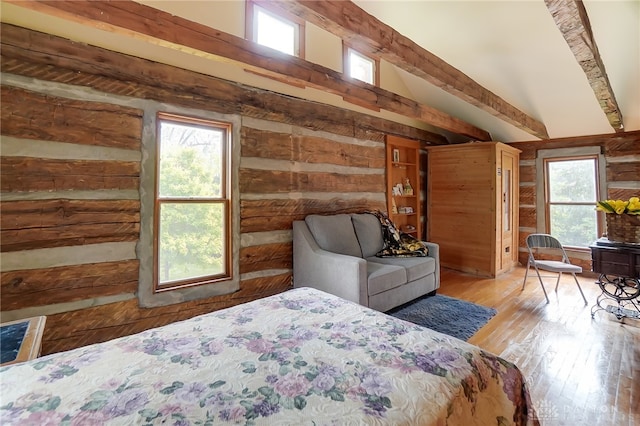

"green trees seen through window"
[156,117,228,286]
[546,158,599,248]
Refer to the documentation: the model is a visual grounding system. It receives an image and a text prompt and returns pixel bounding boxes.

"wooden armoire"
[426,142,520,277]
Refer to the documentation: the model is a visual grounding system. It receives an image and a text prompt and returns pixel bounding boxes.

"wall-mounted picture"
[392,148,400,163]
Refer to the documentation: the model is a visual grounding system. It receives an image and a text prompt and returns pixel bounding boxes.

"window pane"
[158,121,223,198]
[548,159,596,202]
[349,50,374,84]
[158,203,226,284]
[256,8,295,55]
[549,204,599,247]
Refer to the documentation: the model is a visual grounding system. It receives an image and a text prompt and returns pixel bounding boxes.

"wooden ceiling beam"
[545,0,624,132]
[271,0,549,139]
[4,0,490,142]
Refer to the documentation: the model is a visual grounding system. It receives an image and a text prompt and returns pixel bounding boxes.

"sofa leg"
[426,289,437,297]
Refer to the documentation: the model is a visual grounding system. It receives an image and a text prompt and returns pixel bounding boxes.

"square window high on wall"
[344,46,379,86]
[154,113,232,292]
[246,0,305,58]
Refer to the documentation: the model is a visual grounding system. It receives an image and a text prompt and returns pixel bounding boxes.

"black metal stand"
[590,274,640,320]
[590,239,640,320]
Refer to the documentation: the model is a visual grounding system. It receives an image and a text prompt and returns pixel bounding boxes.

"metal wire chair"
[522,233,588,305]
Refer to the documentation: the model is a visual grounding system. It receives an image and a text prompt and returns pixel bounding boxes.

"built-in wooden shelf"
[386,135,422,238]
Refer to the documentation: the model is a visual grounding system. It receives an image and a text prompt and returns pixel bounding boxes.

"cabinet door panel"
[427,142,520,277]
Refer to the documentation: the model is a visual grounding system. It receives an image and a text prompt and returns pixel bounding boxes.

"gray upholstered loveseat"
[292,212,440,312]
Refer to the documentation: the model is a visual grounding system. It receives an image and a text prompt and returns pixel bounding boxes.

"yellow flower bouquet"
[597,197,640,243]
[596,197,640,215]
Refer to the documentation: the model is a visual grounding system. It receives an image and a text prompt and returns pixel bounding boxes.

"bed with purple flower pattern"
[0,287,538,425]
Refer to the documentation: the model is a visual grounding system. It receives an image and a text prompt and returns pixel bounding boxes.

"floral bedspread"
[0,287,538,425]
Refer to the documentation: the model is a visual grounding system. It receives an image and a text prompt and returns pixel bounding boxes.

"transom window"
[543,155,603,248]
[344,46,378,85]
[247,1,304,57]
[154,113,231,292]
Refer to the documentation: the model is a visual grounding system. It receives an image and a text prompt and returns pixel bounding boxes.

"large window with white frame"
[540,151,605,249]
[154,113,232,292]
[247,1,304,57]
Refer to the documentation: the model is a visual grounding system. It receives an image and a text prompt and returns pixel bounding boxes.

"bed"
[0,287,538,425]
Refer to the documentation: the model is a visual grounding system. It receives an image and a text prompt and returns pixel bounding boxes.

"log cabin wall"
[0,24,439,355]
[514,131,640,271]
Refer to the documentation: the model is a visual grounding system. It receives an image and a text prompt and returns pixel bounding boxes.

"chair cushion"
[351,213,384,258]
[366,261,407,296]
[367,256,436,282]
[305,214,362,258]
[534,260,582,273]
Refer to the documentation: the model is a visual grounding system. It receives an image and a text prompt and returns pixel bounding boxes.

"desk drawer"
[592,251,640,277]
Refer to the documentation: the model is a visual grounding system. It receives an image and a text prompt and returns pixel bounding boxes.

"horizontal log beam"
[512,130,640,160]
[1,223,139,252]
[0,23,440,145]
[273,0,548,139]
[240,169,384,194]
[545,0,624,132]
[1,260,139,311]
[1,157,140,192]
[1,86,142,149]
[239,242,292,274]
[240,198,385,233]
[242,127,386,168]
[606,161,640,182]
[4,0,490,141]
[0,199,141,251]
[607,189,640,201]
[1,199,140,230]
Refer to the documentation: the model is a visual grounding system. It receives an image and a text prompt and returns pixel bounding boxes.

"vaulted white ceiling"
[354,0,639,142]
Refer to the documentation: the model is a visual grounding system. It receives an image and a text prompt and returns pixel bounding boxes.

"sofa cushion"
[367,256,436,282]
[366,261,407,296]
[351,213,384,258]
[305,214,362,257]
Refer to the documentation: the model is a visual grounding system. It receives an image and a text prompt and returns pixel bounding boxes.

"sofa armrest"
[424,241,441,290]
[293,221,368,305]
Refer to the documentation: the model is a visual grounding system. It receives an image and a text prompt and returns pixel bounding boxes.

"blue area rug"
[387,294,497,341]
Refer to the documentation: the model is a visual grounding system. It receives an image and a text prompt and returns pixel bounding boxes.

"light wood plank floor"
[439,266,639,426]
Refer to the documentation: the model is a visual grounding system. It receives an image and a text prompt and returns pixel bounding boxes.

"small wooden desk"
[0,316,47,366]
[590,238,640,278]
